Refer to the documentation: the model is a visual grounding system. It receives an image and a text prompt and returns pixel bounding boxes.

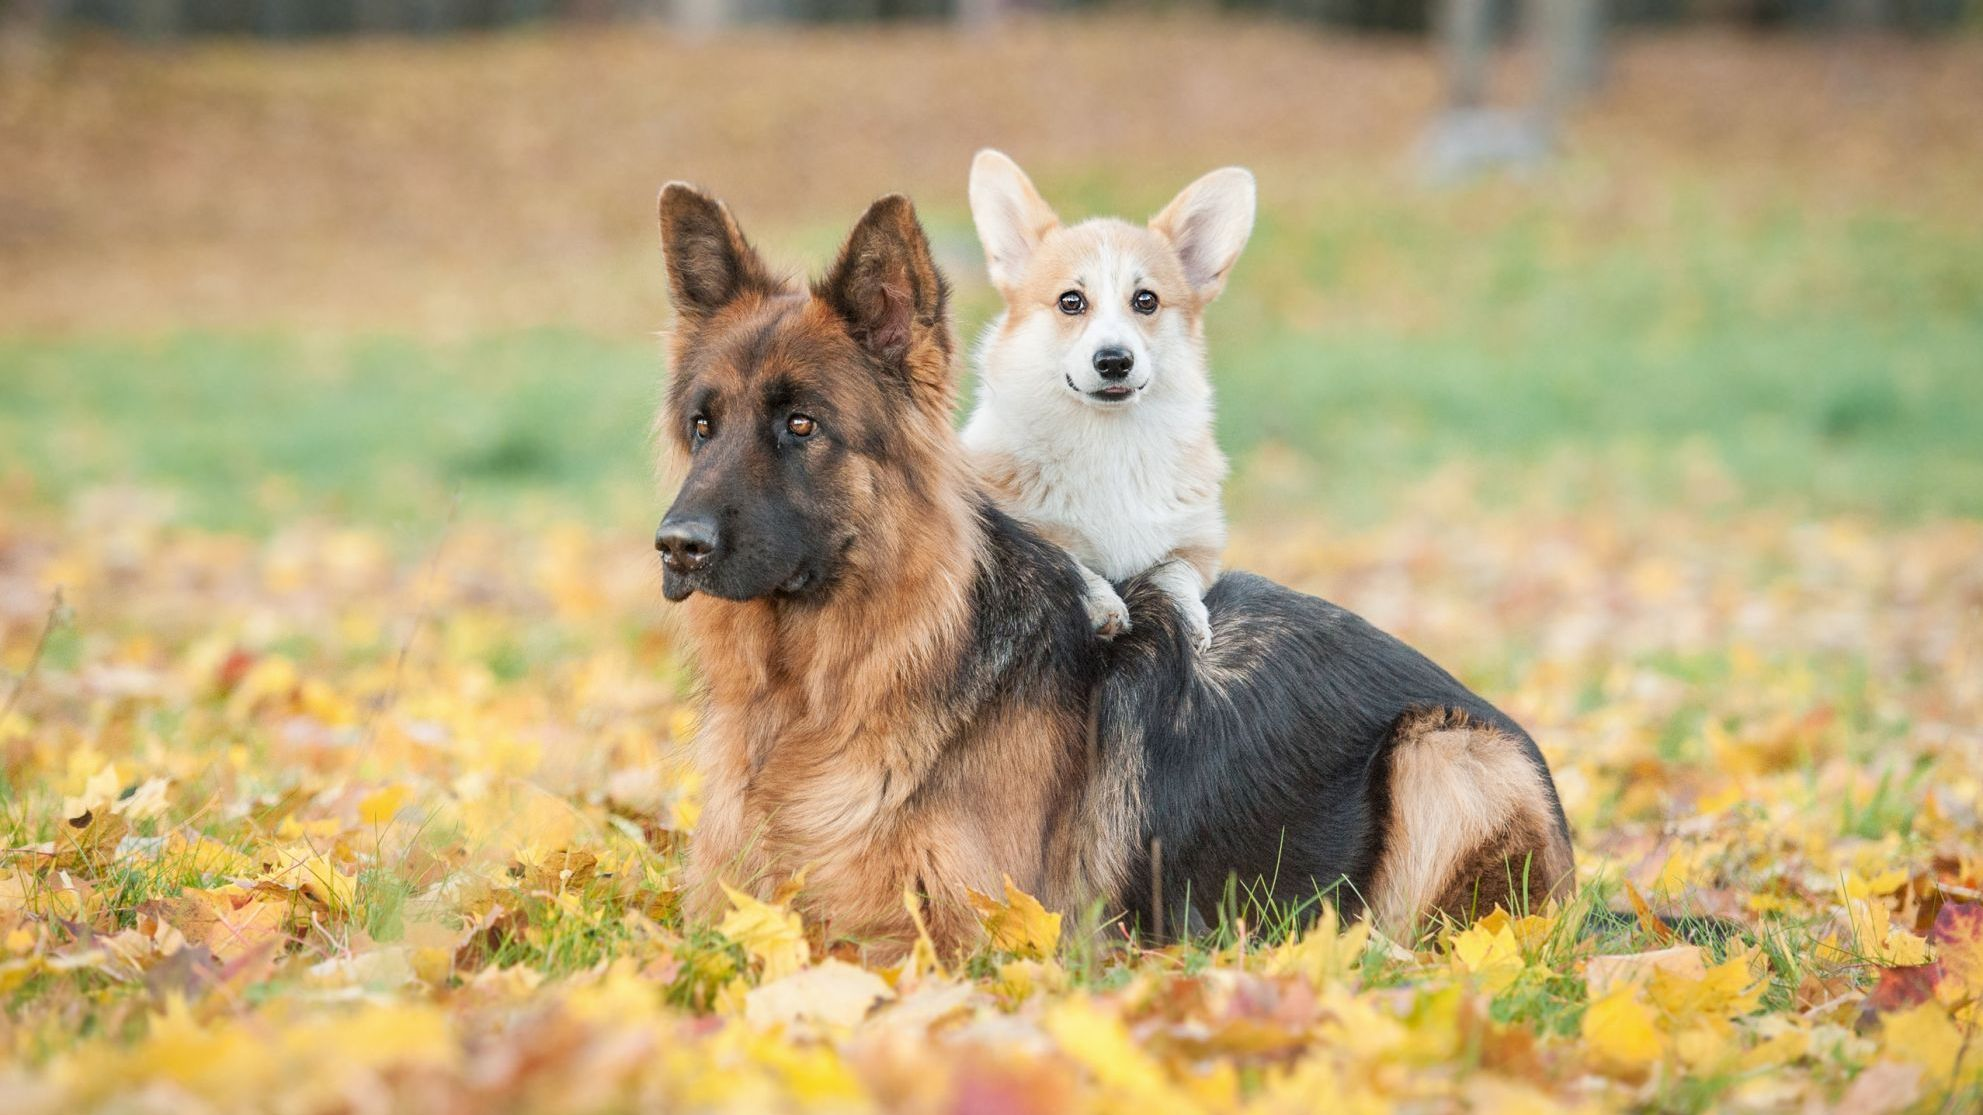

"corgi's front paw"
[1085,584,1133,639]
[1179,595,1213,652]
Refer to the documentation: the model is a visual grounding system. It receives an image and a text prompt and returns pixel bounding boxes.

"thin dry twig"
[363,493,461,750]
[1,586,65,727]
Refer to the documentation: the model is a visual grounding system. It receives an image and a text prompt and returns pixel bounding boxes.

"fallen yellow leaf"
[1584,945,1705,998]
[357,784,412,826]
[719,882,811,982]
[1045,998,1197,1110]
[744,959,895,1030]
[1450,921,1525,994]
[967,875,1061,960]
[1582,986,1662,1075]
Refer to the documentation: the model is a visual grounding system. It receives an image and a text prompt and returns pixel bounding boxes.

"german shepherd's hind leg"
[1076,561,1132,638]
[1368,708,1575,939]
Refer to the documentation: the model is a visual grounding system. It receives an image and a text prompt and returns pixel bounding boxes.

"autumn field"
[4,18,1983,1114]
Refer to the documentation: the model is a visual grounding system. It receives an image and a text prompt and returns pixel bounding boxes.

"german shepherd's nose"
[1092,347,1134,380]
[655,516,719,573]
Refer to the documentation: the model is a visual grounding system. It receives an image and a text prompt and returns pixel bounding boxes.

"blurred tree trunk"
[129,0,182,39]
[1838,0,1891,28]
[411,0,443,31]
[354,0,399,32]
[1533,0,1605,109]
[1,0,66,67]
[957,0,1011,29]
[673,0,739,30]
[1425,0,1571,183]
[1439,0,1493,109]
[259,0,305,37]
[2,0,64,38]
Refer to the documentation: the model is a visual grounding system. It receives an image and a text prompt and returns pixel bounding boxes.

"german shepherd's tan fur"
[659,190,1116,949]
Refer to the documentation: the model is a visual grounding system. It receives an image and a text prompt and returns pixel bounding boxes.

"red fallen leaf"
[1927,902,1982,940]
[1927,901,1982,995]
[1865,962,1942,1014]
[1860,903,1981,1018]
[141,943,221,1000]
[454,905,528,973]
[1479,1022,1550,1082]
[215,648,257,693]
[1142,974,1211,1024]
[948,1060,1073,1115]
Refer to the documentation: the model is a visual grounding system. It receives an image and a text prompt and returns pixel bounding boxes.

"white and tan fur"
[962,150,1255,651]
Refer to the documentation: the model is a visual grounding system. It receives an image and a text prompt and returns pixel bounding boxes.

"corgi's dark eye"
[1057,290,1087,315]
[786,413,816,438]
[691,415,713,442]
[1131,289,1160,315]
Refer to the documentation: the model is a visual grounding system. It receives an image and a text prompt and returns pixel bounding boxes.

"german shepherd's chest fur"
[682,508,1109,948]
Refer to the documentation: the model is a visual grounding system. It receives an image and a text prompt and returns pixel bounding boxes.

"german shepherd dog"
[652,184,1574,953]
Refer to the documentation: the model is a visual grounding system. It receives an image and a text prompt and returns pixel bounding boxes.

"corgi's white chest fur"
[963,388,1226,581]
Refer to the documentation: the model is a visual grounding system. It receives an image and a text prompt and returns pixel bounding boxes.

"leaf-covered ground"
[4,17,1983,1114]
[2,489,1979,1113]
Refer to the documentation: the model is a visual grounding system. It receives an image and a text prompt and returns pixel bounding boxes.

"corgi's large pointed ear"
[1150,167,1256,302]
[969,149,1059,295]
[658,182,776,320]
[816,194,951,386]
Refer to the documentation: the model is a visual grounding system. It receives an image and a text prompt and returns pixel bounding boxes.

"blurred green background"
[2,12,1980,538]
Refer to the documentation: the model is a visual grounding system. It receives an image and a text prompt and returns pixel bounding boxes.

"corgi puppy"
[962,150,1255,651]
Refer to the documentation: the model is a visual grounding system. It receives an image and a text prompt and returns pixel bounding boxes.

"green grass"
[0,330,663,533]
[1206,190,1983,523]
[5,183,1980,534]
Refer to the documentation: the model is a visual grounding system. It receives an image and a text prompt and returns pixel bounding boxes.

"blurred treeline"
[6,0,1976,38]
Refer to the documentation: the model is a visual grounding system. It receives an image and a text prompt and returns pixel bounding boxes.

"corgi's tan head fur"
[969,149,1255,413]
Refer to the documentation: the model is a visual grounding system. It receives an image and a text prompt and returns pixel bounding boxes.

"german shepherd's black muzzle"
[655,445,837,604]
[654,516,717,575]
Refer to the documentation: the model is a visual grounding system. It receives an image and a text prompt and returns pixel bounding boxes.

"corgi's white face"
[970,151,1255,413]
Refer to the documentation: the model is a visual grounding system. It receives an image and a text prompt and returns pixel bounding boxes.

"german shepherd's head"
[652,185,964,607]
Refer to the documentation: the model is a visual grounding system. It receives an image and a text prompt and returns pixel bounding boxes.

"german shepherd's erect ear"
[815,195,953,405]
[657,182,779,321]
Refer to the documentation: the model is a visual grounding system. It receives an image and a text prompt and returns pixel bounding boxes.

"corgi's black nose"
[1093,347,1134,380]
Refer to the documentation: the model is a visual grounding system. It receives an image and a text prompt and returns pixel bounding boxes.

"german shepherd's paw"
[1084,582,1133,639]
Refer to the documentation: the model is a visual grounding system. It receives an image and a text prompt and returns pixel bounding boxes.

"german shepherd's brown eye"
[691,415,713,441]
[786,413,817,438]
[1131,289,1159,315]
[1057,290,1087,315]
